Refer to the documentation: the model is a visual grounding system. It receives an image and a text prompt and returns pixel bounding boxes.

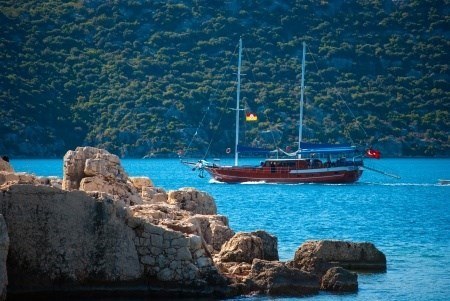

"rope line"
[183,42,239,159]
[306,44,368,145]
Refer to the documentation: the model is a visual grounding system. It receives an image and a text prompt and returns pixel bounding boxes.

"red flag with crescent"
[366,148,381,159]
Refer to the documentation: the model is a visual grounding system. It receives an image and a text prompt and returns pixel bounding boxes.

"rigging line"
[202,86,233,160]
[200,42,240,159]
[183,105,209,157]
[242,47,280,149]
[306,44,368,143]
[183,42,239,158]
[335,90,368,138]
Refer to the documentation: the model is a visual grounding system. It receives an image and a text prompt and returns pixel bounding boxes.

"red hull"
[205,165,363,184]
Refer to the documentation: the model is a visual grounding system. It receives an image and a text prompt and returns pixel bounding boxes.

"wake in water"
[359,182,448,187]
[208,178,447,187]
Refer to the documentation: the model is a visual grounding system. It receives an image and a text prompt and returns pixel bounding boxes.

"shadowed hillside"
[1,0,448,157]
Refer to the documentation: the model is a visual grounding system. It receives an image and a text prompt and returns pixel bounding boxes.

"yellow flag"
[245,113,258,121]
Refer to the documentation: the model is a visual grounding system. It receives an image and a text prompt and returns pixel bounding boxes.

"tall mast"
[298,42,306,155]
[234,38,242,166]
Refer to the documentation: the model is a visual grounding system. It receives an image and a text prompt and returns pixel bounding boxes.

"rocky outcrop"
[0,183,231,297]
[0,215,9,301]
[245,259,319,296]
[129,177,154,191]
[0,171,62,190]
[251,230,278,261]
[218,232,264,264]
[293,240,387,276]
[0,147,387,299]
[321,267,358,292]
[1,185,141,287]
[186,215,234,253]
[167,188,217,215]
[213,230,278,291]
[0,147,237,298]
[0,158,13,172]
[62,146,142,205]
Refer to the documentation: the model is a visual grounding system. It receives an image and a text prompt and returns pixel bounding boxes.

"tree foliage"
[0,0,448,157]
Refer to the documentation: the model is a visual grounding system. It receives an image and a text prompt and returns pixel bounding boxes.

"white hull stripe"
[289,166,360,174]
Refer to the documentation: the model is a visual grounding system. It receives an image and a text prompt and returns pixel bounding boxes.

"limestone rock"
[321,267,358,292]
[130,177,153,191]
[0,172,40,187]
[62,146,113,190]
[0,215,9,301]
[293,240,386,275]
[0,184,141,291]
[80,175,141,205]
[218,232,263,264]
[62,147,142,205]
[245,259,319,296]
[187,215,234,253]
[251,230,278,261]
[142,186,168,203]
[0,183,230,297]
[0,158,13,172]
[167,187,217,215]
[62,146,127,189]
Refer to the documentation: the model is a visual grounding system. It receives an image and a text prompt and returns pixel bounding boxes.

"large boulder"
[187,215,234,253]
[321,267,358,292]
[251,230,278,261]
[62,146,112,190]
[218,232,263,264]
[0,157,13,172]
[0,215,9,301]
[142,186,168,203]
[293,240,386,275]
[245,259,319,296]
[167,187,217,215]
[129,177,154,191]
[62,147,143,205]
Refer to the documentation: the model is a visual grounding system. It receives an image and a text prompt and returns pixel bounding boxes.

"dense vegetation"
[1,0,448,158]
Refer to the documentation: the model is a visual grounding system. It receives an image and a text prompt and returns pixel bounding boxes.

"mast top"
[298,42,306,156]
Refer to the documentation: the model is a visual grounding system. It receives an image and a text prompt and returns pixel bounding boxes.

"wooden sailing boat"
[184,39,364,184]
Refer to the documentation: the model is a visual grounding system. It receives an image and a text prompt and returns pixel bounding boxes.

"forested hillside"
[1,0,448,158]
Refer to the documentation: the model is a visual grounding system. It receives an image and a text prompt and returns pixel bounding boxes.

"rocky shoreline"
[0,147,386,300]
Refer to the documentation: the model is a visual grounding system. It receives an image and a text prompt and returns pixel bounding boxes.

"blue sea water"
[10,158,450,300]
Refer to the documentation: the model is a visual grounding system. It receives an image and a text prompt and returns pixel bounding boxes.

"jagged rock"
[218,232,263,264]
[128,203,234,258]
[62,147,143,205]
[62,146,130,189]
[142,186,168,203]
[0,172,40,187]
[187,215,234,253]
[167,187,217,215]
[80,175,141,205]
[293,240,386,275]
[130,177,154,191]
[245,259,319,296]
[0,158,13,172]
[251,230,278,261]
[321,267,358,292]
[0,171,63,190]
[0,183,227,297]
[0,214,9,301]
[62,146,113,190]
